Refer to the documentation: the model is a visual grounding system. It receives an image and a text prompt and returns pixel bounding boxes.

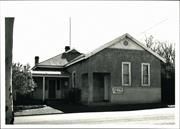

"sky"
[0,1,179,67]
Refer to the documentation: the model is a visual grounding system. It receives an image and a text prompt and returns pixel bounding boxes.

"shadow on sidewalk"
[47,102,169,114]
[14,98,172,117]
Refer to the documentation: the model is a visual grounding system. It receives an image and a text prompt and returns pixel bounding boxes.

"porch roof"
[31,71,69,77]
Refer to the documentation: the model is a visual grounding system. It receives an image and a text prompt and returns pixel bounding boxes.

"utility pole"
[5,17,14,124]
[69,17,71,48]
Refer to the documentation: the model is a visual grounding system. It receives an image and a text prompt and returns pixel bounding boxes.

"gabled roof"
[32,49,82,70]
[66,33,166,67]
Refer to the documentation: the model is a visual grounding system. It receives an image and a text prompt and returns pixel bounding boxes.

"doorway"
[93,73,110,102]
[48,79,56,99]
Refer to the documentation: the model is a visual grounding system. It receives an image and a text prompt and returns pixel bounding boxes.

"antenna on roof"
[69,17,71,48]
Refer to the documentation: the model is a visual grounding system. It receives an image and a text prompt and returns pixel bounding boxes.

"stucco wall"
[90,48,161,103]
[66,60,89,101]
[111,87,161,104]
[67,60,88,89]
[88,48,161,87]
[81,73,89,103]
[67,48,162,104]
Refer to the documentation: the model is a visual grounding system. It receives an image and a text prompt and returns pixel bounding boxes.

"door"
[48,80,56,99]
[93,73,105,102]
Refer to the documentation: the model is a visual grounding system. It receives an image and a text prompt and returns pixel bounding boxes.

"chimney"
[35,56,39,65]
[65,46,70,52]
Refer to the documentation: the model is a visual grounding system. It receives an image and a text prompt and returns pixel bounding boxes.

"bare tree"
[144,35,175,67]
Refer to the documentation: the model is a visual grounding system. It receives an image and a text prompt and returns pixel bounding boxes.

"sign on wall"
[112,87,124,94]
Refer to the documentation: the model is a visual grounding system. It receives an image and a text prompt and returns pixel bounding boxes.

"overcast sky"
[0,1,179,67]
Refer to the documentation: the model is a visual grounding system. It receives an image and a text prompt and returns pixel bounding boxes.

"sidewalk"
[15,105,63,116]
[14,103,170,116]
[14,107,175,125]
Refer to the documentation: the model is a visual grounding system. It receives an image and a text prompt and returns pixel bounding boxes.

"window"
[72,71,76,88]
[122,62,131,86]
[141,63,150,86]
[123,41,128,46]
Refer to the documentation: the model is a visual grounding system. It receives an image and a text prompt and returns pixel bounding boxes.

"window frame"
[122,62,131,86]
[141,63,150,86]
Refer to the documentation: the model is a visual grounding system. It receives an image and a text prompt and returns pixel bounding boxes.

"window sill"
[141,85,150,87]
[122,84,131,86]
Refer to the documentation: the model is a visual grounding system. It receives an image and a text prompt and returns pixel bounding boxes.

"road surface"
[14,107,175,125]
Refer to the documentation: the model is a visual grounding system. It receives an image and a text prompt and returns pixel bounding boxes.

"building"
[31,33,166,105]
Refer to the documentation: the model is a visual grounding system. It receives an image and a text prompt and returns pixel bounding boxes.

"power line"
[138,18,168,36]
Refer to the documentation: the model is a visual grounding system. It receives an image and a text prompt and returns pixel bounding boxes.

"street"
[14,107,175,125]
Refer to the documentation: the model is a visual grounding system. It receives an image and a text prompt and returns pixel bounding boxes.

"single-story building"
[31,33,166,105]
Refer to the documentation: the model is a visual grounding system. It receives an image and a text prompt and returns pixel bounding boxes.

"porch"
[31,71,70,101]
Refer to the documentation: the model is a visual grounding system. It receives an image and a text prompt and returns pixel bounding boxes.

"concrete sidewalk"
[14,103,169,116]
[15,105,63,116]
[14,107,175,125]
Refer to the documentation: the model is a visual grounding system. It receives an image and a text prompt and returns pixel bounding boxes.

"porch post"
[42,76,45,101]
[88,72,93,104]
[104,75,107,100]
[104,75,109,100]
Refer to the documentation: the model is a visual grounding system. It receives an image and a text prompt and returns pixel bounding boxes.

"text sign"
[112,87,123,94]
